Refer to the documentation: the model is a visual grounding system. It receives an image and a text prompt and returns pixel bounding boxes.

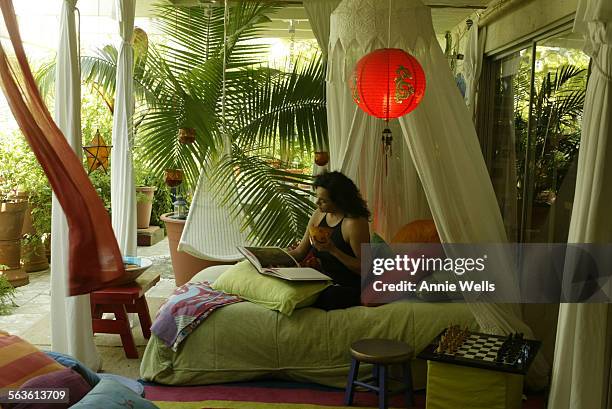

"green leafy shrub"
[0,265,16,315]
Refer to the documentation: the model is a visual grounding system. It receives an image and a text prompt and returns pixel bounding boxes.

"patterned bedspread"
[151,281,243,351]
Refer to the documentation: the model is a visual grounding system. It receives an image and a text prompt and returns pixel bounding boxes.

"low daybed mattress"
[140,266,476,387]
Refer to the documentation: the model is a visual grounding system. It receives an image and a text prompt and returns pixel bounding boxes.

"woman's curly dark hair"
[313,171,371,219]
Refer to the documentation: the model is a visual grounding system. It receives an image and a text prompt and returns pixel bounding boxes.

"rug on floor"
[145,381,545,409]
[146,381,417,409]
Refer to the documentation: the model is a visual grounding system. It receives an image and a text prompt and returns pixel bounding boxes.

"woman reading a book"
[289,171,370,310]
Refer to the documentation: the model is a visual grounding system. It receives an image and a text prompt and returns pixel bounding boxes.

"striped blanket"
[151,281,243,351]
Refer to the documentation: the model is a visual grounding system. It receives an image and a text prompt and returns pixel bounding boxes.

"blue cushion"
[70,378,159,409]
[44,351,100,387]
[98,373,144,397]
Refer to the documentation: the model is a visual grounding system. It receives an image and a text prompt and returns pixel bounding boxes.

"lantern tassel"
[382,127,392,177]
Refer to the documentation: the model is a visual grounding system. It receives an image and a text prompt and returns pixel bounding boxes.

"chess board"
[418,329,541,374]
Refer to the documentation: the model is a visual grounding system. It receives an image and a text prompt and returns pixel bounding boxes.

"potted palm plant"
[36,1,326,281]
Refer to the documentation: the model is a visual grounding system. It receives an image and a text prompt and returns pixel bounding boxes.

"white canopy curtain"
[328,0,548,388]
[326,1,431,241]
[50,0,101,370]
[463,17,486,120]
[111,0,137,257]
[548,0,612,407]
[302,0,342,175]
[302,0,341,60]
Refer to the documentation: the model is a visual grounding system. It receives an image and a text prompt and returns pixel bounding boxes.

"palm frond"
[230,54,327,155]
[209,146,315,246]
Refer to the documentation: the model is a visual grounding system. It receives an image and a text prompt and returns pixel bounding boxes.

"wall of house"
[483,0,578,54]
[446,0,579,63]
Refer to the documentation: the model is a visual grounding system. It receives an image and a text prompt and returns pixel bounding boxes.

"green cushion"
[211,260,330,315]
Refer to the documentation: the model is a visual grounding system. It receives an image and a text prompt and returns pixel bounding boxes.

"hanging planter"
[178,127,196,144]
[164,169,184,187]
[314,151,329,166]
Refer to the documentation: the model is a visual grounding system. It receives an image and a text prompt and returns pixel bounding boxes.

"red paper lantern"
[350,48,426,121]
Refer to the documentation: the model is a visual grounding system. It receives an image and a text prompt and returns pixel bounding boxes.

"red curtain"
[0,1,125,295]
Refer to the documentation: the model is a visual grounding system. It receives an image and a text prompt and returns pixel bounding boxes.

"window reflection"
[487,30,589,243]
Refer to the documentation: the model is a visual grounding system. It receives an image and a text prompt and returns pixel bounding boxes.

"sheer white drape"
[303,0,341,175]
[327,0,431,240]
[464,19,486,120]
[111,0,137,256]
[548,1,612,407]
[329,0,548,387]
[50,0,100,370]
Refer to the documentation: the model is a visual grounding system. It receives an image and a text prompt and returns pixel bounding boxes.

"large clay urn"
[11,191,49,273]
[161,212,232,286]
[0,200,29,287]
[136,186,157,229]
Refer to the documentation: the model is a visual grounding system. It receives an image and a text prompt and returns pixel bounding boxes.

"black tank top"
[312,214,360,288]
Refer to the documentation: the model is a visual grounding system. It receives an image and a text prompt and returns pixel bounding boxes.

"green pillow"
[211,260,330,315]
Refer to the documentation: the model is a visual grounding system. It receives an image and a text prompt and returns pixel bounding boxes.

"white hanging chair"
[178,168,250,261]
[177,0,251,262]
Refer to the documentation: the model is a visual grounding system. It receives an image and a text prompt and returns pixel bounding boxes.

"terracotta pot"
[0,200,27,240]
[314,151,329,166]
[21,238,49,273]
[9,192,34,236]
[0,200,29,287]
[136,186,157,229]
[161,212,232,286]
[164,169,184,187]
[1,268,28,288]
[0,239,21,268]
[178,127,196,144]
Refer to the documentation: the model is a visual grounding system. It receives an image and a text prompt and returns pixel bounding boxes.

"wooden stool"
[90,270,160,359]
[345,338,415,409]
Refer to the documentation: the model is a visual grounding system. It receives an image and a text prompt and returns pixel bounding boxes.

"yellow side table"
[418,328,540,409]
[425,361,523,409]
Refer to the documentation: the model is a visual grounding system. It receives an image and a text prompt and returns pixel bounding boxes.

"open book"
[237,246,332,281]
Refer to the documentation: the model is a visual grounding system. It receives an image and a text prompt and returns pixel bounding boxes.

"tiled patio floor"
[0,236,177,377]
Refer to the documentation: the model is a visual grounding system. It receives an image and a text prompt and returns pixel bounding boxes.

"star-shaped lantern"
[83,129,112,174]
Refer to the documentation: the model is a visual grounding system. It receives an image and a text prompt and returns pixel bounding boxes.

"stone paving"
[0,236,176,340]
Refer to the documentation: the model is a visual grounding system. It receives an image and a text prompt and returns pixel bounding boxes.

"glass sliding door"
[489,48,532,242]
[484,29,589,243]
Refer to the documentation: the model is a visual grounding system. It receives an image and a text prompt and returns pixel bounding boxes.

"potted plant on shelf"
[136,186,157,229]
